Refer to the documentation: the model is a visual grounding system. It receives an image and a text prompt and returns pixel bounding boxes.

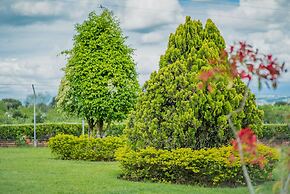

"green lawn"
[0,148,274,194]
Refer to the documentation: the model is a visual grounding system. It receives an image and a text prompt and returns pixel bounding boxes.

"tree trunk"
[106,120,112,136]
[96,120,104,138]
[87,118,95,137]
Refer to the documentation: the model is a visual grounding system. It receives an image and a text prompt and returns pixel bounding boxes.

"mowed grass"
[0,148,274,194]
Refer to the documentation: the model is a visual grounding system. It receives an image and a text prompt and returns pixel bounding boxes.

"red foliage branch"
[232,128,257,153]
[198,41,286,90]
[227,41,286,88]
[230,128,267,169]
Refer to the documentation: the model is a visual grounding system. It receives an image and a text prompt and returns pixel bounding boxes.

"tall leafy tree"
[126,17,263,150]
[57,10,139,136]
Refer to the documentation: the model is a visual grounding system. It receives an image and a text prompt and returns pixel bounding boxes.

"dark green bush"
[0,122,126,141]
[259,104,290,123]
[116,144,278,186]
[0,123,83,141]
[49,134,125,161]
[105,123,126,137]
[15,131,26,146]
[261,124,289,141]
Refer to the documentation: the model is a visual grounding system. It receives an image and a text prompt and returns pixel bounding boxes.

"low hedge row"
[0,123,126,141]
[0,123,83,141]
[49,134,125,161]
[0,122,287,142]
[116,144,279,186]
[261,124,289,140]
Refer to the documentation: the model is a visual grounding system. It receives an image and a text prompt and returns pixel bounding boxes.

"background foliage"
[0,97,80,124]
[0,122,126,141]
[0,123,83,141]
[261,124,289,141]
[259,104,290,124]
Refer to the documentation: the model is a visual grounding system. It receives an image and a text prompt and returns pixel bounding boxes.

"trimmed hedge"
[1,122,287,143]
[105,123,126,137]
[49,134,125,161]
[261,124,289,141]
[0,123,126,141]
[116,144,279,186]
[0,123,83,141]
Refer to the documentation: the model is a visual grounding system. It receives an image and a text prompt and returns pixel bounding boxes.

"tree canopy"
[57,10,139,136]
[126,17,263,150]
[1,98,22,110]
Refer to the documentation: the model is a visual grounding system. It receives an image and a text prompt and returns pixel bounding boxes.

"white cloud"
[0,56,63,81]
[8,0,100,22]
[0,56,64,99]
[140,31,164,44]
[67,0,102,19]
[117,0,183,31]
[1,0,289,99]
[135,46,163,73]
[207,0,283,31]
[0,20,75,61]
[11,1,64,16]
[206,0,290,82]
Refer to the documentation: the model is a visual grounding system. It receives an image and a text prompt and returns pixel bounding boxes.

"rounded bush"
[116,144,279,186]
[48,134,125,161]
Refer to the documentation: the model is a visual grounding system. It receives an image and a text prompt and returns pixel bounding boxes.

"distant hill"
[256,95,290,105]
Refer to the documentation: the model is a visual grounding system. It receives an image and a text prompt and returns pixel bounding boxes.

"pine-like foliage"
[126,17,263,150]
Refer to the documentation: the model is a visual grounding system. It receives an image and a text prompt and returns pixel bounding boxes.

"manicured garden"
[0,147,277,194]
[1,9,289,194]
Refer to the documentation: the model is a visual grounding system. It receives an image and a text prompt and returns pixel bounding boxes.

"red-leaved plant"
[230,128,267,169]
[232,128,257,154]
[199,41,286,89]
[198,41,287,194]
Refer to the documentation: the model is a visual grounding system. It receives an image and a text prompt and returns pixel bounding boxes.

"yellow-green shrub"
[116,144,278,186]
[49,134,125,161]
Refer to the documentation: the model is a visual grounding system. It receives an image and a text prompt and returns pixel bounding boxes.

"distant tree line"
[0,93,78,124]
[259,102,290,124]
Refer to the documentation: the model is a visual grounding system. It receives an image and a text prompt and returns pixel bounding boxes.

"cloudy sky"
[0,0,289,101]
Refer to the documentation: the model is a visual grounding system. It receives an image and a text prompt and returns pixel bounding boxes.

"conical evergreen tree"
[126,17,263,150]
